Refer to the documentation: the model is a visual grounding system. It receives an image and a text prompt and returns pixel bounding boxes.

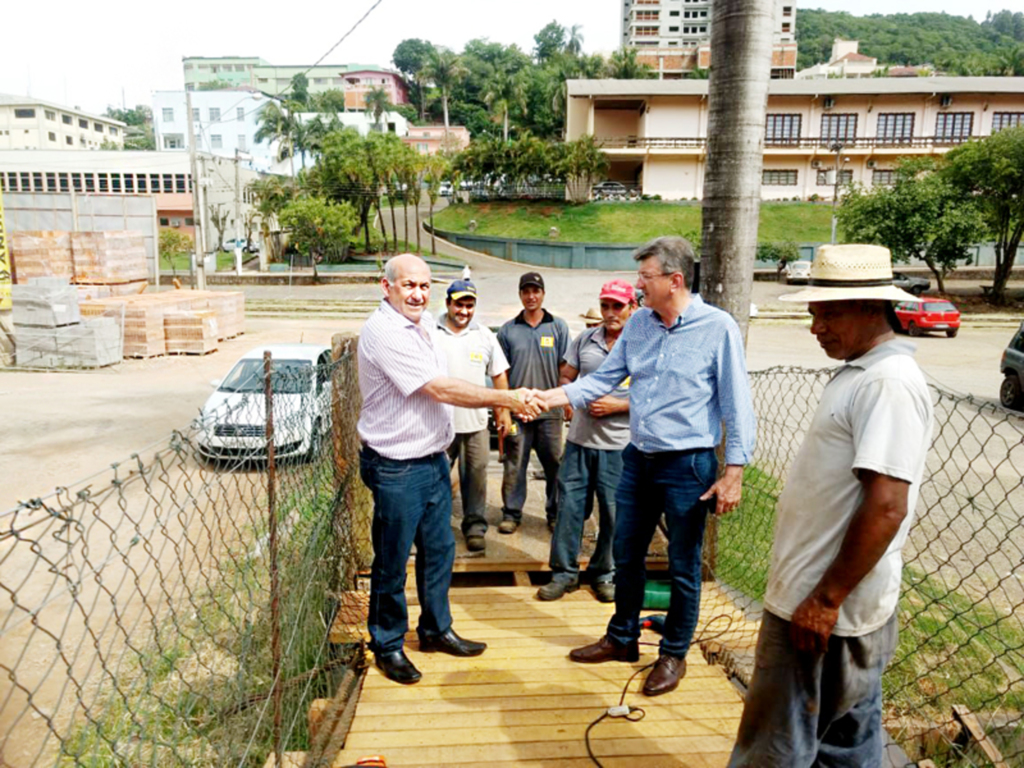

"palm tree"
[254,100,303,173]
[424,48,468,139]
[566,25,585,57]
[247,176,296,263]
[364,86,391,132]
[482,70,528,142]
[700,0,775,343]
[606,48,656,79]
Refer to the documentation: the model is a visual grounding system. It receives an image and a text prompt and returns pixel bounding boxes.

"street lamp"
[829,142,850,244]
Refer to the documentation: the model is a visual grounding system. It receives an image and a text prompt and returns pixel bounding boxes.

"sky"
[1,0,1018,117]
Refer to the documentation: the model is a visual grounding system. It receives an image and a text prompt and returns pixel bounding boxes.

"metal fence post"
[264,350,283,766]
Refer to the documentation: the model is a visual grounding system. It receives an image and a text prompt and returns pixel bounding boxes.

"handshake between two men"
[506,387,569,421]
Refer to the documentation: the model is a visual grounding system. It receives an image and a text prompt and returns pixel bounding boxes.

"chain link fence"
[0,335,371,767]
[4,353,1024,767]
[708,366,1024,767]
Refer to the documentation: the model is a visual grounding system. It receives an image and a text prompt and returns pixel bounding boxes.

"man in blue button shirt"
[532,236,756,697]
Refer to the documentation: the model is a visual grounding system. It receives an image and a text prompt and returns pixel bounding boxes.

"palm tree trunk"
[700,0,774,344]
[442,90,450,139]
[415,193,422,253]
[375,200,388,253]
[429,201,436,256]
[403,197,409,249]
[389,194,399,251]
[503,108,509,143]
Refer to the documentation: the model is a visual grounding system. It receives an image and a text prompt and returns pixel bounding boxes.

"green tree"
[158,229,193,276]
[314,128,382,254]
[533,21,567,63]
[483,70,528,142]
[423,153,450,254]
[555,135,609,203]
[104,105,154,150]
[279,197,358,270]
[424,48,468,138]
[944,126,1024,303]
[605,48,656,79]
[311,89,347,115]
[247,176,296,261]
[393,38,435,78]
[255,101,300,165]
[198,79,234,91]
[290,73,310,106]
[364,86,392,131]
[566,24,585,56]
[838,158,986,292]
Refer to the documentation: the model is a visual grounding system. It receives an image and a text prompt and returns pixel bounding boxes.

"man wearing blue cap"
[436,279,512,552]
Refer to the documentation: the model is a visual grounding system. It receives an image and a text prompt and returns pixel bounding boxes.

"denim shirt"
[563,296,756,465]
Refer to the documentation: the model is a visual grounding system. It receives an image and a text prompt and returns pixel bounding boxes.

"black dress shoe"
[418,628,487,657]
[375,650,422,685]
[642,654,686,696]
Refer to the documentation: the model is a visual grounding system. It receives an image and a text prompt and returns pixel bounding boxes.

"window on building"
[48,132,57,142]
[935,112,973,143]
[137,174,147,192]
[876,113,915,143]
[762,169,798,186]
[14,108,35,118]
[98,174,109,192]
[163,135,185,149]
[192,108,200,121]
[782,23,791,32]
[45,110,56,121]
[62,114,72,125]
[59,173,69,192]
[783,5,792,14]
[160,217,170,226]
[78,118,88,129]
[162,107,174,122]
[32,172,44,192]
[634,26,659,36]
[820,113,858,143]
[636,10,658,19]
[872,169,896,186]
[237,106,245,121]
[94,122,103,132]
[109,126,118,135]
[19,172,29,190]
[992,112,1024,132]
[124,174,134,193]
[71,173,82,191]
[162,174,174,193]
[46,173,57,191]
[185,217,195,226]
[238,134,247,150]
[150,173,161,192]
[669,9,679,14]
[84,174,95,192]
[669,26,679,31]
[209,107,221,122]
[211,134,223,149]
[175,174,186,193]
[66,136,73,145]
[765,114,802,144]
[817,169,853,186]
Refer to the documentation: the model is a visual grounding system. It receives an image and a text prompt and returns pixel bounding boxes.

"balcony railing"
[596,136,976,150]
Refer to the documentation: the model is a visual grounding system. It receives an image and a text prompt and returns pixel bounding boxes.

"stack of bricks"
[164,310,219,355]
[70,232,149,297]
[79,294,192,358]
[193,291,245,340]
[8,232,74,282]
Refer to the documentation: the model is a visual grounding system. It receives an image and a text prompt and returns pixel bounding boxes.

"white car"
[195,343,333,462]
[784,260,812,285]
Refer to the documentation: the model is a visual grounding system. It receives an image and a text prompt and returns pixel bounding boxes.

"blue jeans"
[501,418,563,524]
[607,443,717,658]
[729,610,898,768]
[549,441,623,584]
[359,447,455,655]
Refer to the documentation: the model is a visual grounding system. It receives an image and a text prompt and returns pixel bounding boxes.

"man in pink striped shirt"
[358,253,539,685]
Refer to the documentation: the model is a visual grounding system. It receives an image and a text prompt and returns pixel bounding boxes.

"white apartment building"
[566,77,1024,201]
[0,94,125,151]
[621,0,795,48]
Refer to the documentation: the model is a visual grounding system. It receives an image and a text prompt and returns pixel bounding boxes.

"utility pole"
[234,149,243,276]
[185,90,207,290]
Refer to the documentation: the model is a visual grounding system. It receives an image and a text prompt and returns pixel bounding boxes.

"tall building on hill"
[620,0,797,79]
[182,57,410,108]
[0,94,125,151]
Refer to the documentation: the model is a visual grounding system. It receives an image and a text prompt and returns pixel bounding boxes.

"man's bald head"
[382,253,432,324]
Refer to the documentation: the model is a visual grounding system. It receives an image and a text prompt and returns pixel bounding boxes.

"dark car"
[893,299,961,338]
[1000,322,1024,410]
[892,272,931,295]
[591,181,629,200]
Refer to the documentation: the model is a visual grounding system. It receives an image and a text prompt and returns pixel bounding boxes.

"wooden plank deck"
[331,586,752,768]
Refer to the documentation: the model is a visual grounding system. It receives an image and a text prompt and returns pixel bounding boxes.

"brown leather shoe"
[642,654,686,696]
[569,635,640,664]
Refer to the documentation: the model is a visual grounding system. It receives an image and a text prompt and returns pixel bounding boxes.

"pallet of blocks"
[164,310,218,355]
[80,293,194,358]
[9,232,74,283]
[190,291,245,340]
[70,231,149,296]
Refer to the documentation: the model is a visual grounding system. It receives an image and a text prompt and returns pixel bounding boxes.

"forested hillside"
[796,8,1024,74]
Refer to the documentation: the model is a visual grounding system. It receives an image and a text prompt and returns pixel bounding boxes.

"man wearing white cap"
[729,244,934,767]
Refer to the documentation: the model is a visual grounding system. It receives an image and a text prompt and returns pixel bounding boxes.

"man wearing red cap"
[538,279,636,603]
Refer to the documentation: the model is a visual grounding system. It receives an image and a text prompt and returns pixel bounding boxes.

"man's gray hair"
[633,237,696,289]
[383,253,426,283]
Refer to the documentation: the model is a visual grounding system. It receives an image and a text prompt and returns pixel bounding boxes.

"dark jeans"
[446,429,490,537]
[607,443,717,658]
[549,441,623,584]
[729,611,898,768]
[359,447,455,655]
[501,418,563,524]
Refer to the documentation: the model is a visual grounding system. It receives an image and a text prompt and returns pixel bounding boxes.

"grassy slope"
[433,201,833,244]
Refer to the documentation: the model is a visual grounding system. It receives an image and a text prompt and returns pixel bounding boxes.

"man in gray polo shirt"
[538,279,635,603]
[436,279,511,553]
[497,271,571,534]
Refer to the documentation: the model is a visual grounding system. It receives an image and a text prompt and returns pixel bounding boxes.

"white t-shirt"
[436,316,510,434]
[764,339,933,637]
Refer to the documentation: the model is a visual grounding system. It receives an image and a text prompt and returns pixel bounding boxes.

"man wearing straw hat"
[729,244,934,767]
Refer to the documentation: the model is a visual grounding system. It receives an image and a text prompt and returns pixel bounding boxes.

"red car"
[894,298,961,338]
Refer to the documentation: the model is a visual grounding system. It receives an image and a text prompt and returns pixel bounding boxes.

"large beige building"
[566,77,1024,200]
[0,94,125,151]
